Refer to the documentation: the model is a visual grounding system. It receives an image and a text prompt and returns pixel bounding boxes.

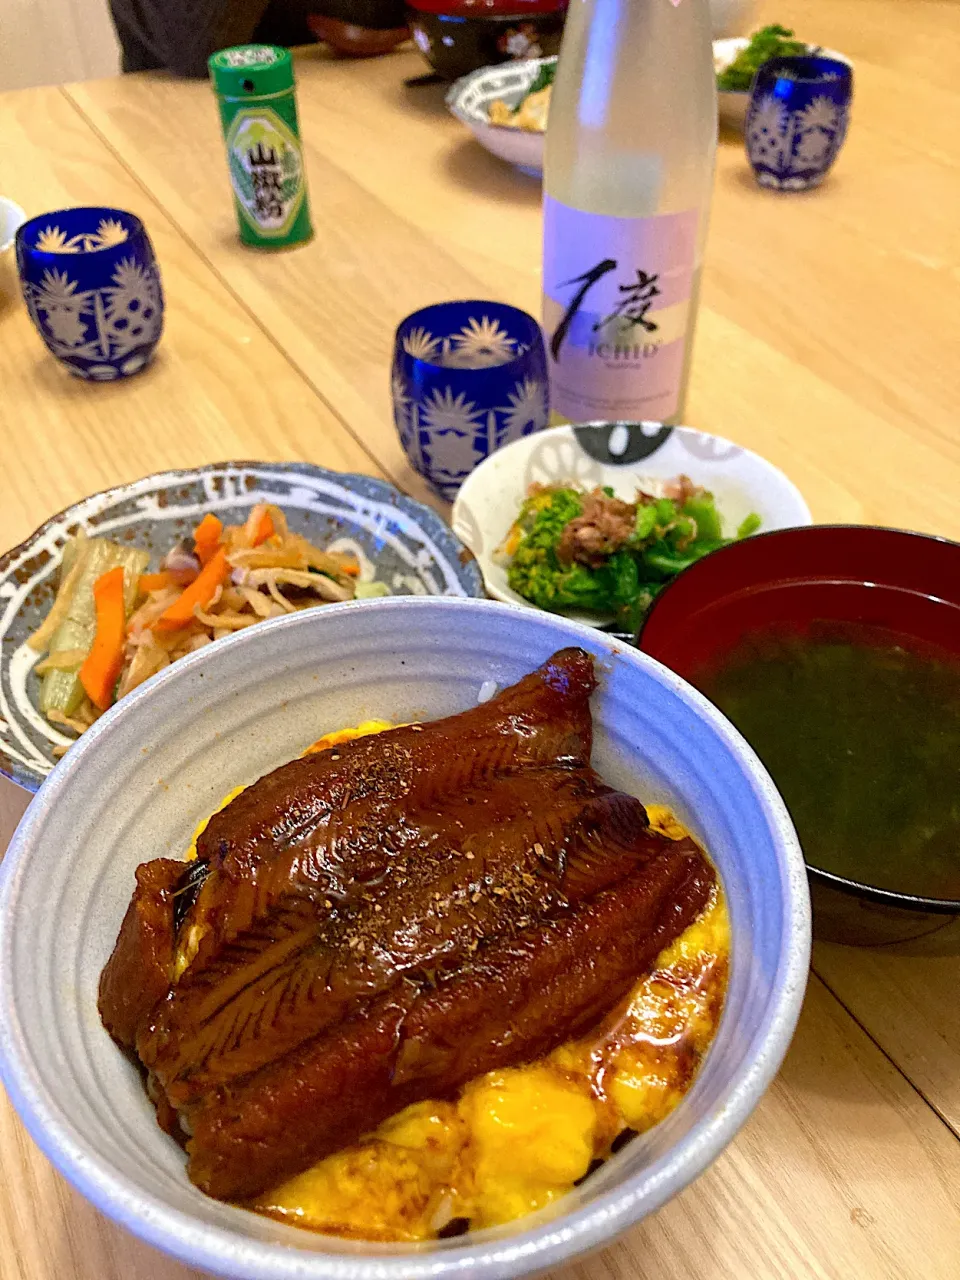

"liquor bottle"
[542,0,717,425]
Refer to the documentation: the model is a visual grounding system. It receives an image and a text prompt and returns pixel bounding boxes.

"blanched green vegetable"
[516,58,556,109]
[716,25,808,93]
[505,483,760,634]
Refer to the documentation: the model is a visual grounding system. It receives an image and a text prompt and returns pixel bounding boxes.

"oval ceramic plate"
[0,461,483,792]
[451,422,812,627]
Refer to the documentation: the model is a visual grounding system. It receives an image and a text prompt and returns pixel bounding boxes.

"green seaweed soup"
[699,621,960,900]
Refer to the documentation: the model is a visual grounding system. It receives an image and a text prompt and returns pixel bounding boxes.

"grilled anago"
[99,648,714,1201]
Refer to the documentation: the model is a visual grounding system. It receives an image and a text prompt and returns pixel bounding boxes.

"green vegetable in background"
[504,484,761,635]
[515,58,557,111]
[716,25,809,93]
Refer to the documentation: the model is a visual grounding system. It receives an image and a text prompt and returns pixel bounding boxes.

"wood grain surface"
[1,2,958,1276]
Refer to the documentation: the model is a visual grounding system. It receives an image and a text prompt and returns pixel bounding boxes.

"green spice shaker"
[208,45,313,249]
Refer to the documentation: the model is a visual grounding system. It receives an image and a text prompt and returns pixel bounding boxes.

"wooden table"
[2,1,959,1275]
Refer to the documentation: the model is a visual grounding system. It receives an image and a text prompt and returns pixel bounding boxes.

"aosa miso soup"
[699,621,960,901]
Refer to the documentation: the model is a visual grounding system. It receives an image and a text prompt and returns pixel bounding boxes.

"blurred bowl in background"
[307,16,410,55]
[307,0,409,54]
[447,57,550,174]
[407,0,567,80]
[309,0,407,25]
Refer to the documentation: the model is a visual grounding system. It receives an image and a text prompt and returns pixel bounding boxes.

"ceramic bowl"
[446,57,551,175]
[639,525,960,946]
[714,38,851,129]
[0,460,483,793]
[309,0,407,23]
[0,197,26,254]
[0,595,809,1279]
[306,16,410,55]
[451,421,812,626]
[306,0,409,54]
[407,0,567,81]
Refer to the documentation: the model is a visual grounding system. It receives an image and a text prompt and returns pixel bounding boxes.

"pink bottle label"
[543,199,701,423]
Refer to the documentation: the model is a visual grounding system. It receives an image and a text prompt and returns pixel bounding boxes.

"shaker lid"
[208,45,294,97]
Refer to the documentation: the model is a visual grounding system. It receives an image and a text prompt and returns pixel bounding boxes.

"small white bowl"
[452,422,812,626]
[446,58,549,177]
[714,38,852,129]
[0,197,26,254]
[0,596,809,1279]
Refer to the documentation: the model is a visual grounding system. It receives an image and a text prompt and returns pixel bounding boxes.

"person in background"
[109,0,408,77]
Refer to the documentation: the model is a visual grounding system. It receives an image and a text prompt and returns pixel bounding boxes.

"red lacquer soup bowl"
[639,525,960,946]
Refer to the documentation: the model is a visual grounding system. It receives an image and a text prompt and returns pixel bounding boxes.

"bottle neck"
[544,0,717,215]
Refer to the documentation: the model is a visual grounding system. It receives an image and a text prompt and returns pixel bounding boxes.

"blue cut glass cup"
[745,55,853,191]
[15,206,164,380]
[392,300,549,501]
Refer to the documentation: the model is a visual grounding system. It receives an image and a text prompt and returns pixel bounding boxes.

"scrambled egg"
[303,720,397,755]
[184,724,730,1241]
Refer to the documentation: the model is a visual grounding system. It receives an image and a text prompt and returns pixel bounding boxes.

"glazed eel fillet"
[99,648,714,1201]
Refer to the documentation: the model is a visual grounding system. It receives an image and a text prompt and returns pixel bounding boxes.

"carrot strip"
[79,567,128,712]
[154,548,230,631]
[139,567,199,594]
[139,571,174,594]
[193,513,224,566]
[244,503,275,548]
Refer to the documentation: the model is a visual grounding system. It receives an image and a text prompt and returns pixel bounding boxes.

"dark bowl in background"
[307,0,410,55]
[310,0,408,25]
[406,0,567,80]
[638,525,960,947]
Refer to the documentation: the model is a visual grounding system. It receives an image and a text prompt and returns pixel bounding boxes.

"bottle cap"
[208,45,294,99]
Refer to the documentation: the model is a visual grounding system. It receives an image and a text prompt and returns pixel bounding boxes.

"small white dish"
[714,38,851,129]
[451,422,812,625]
[446,59,549,177]
[0,197,26,254]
